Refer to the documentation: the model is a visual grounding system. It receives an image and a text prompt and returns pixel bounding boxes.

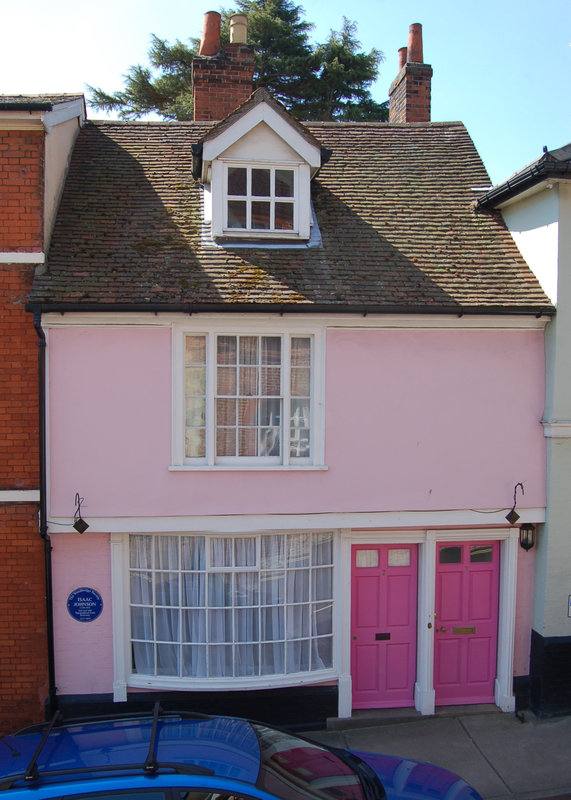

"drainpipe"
[33,312,57,718]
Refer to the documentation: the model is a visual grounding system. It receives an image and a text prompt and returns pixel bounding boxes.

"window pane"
[186,397,205,427]
[312,533,333,566]
[262,606,284,640]
[185,335,206,365]
[182,644,206,678]
[239,367,258,396]
[290,429,309,458]
[156,643,179,676]
[131,606,153,640]
[216,398,236,426]
[185,366,205,395]
[312,635,332,669]
[291,366,310,396]
[238,426,257,456]
[182,609,206,641]
[261,642,284,675]
[312,602,333,636]
[217,366,236,395]
[471,545,493,563]
[287,569,309,603]
[132,642,153,674]
[440,546,462,564]
[228,200,247,228]
[287,534,310,568]
[209,609,232,642]
[262,336,281,364]
[252,168,270,196]
[235,608,259,641]
[290,398,309,428]
[155,537,179,569]
[252,201,271,229]
[216,427,235,456]
[209,645,233,677]
[217,336,237,365]
[185,428,205,458]
[235,572,259,605]
[131,572,152,605]
[356,549,379,568]
[211,538,233,567]
[239,336,259,364]
[262,535,285,569]
[260,428,280,457]
[313,567,332,601]
[287,639,310,672]
[208,573,232,606]
[181,574,205,607]
[181,536,205,570]
[274,202,294,230]
[130,535,152,569]
[235,537,256,567]
[388,548,411,567]
[227,167,247,195]
[260,398,281,426]
[261,367,281,396]
[236,643,259,676]
[291,337,311,366]
[275,169,294,197]
[261,571,284,605]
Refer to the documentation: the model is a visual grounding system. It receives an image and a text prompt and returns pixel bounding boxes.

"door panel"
[434,540,499,705]
[351,544,417,709]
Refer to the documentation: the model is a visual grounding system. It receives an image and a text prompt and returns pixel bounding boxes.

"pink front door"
[351,544,417,709]
[434,541,499,705]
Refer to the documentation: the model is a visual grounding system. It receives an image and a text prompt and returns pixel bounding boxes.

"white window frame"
[112,530,338,695]
[171,319,325,470]
[210,159,312,241]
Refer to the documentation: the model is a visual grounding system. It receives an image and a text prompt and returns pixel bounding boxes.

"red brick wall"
[0,130,44,251]
[193,44,255,121]
[0,263,39,489]
[0,126,46,733]
[0,504,47,734]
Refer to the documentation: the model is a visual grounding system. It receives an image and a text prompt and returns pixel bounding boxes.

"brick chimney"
[388,23,433,123]
[192,11,255,121]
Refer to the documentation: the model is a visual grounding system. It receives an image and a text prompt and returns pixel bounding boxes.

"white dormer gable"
[199,89,322,241]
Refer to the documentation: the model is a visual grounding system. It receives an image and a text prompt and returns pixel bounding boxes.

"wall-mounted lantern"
[519,523,536,551]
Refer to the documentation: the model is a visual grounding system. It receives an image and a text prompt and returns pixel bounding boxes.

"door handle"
[437,626,447,633]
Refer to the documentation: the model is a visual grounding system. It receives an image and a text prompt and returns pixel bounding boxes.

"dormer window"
[198,88,324,245]
[226,165,296,232]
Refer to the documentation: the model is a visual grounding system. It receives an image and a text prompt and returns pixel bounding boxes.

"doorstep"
[326,703,500,730]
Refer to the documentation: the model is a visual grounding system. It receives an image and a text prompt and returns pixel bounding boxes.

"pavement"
[302,706,571,800]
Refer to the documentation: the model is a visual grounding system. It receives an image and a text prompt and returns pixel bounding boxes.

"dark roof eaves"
[476,153,571,209]
[26,300,555,317]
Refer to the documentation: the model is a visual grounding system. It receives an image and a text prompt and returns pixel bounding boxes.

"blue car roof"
[0,714,261,788]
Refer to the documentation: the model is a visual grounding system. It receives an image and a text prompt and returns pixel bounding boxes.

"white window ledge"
[169,464,328,472]
[128,669,336,693]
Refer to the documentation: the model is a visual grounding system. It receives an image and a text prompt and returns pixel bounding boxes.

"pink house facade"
[24,18,553,724]
[42,315,546,720]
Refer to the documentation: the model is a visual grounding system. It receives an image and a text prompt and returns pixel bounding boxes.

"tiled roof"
[0,94,84,110]
[29,118,552,313]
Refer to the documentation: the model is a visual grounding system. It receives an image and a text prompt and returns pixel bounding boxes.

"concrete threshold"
[326,703,500,730]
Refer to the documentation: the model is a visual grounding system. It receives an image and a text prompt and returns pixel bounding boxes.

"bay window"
[129,532,334,684]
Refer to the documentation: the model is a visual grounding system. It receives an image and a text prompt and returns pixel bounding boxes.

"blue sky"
[3,0,569,183]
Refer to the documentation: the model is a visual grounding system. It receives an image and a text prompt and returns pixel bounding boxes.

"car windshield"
[252,724,383,800]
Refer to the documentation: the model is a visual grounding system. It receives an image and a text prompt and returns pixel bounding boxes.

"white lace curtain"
[129,533,333,680]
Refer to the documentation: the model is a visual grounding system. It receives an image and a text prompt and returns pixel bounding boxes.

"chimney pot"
[199,10,221,56]
[398,46,407,71]
[407,23,423,63]
[230,14,248,44]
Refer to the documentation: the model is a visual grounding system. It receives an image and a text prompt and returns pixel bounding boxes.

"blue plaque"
[67,587,103,623]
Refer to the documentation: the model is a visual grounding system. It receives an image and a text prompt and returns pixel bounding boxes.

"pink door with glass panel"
[351,544,417,709]
[434,541,499,705]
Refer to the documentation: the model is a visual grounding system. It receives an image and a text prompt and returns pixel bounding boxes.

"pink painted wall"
[47,326,546,518]
[514,546,536,676]
[51,532,113,693]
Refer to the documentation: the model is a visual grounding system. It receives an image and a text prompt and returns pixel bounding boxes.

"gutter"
[476,157,571,210]
[26,301,555,318]
[33,312,58,718]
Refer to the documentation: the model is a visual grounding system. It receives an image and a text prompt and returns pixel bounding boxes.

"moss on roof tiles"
[30,119,552,313]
